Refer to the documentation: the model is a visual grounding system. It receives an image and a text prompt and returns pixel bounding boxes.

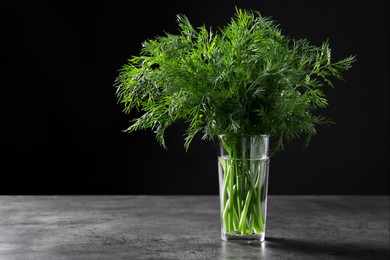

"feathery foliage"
[115,8,355,153]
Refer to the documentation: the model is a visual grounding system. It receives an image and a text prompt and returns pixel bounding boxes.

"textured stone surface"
[0,196,388,259]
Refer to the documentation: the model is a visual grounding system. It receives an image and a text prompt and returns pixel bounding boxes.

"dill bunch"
[115,8,355,153]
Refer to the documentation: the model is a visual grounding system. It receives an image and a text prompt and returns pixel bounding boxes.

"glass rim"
[218,134,269,138]
[218,156,270,160]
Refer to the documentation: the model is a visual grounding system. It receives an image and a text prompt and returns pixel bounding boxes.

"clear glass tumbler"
[218,135,270,242]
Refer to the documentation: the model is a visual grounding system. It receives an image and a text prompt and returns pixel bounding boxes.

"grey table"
[0,196,388,260]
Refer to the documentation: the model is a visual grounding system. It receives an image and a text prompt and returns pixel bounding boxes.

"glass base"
[221,231,265,242]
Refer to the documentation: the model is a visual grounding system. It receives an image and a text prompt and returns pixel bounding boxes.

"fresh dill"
[115,8,355,153]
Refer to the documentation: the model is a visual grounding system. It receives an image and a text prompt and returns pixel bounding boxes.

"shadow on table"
[265,237,389,260]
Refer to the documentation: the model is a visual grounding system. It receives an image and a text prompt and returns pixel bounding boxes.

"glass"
[218,135,270,242]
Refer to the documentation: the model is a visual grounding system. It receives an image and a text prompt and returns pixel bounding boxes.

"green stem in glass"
[219,136,266,236]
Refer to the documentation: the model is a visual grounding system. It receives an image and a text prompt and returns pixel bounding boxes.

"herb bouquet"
[115,8,355,241]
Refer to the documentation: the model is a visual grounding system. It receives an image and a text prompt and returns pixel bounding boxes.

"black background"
[1,1,388,195]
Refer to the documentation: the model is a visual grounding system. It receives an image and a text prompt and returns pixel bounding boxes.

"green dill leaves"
[114,8,355,153]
